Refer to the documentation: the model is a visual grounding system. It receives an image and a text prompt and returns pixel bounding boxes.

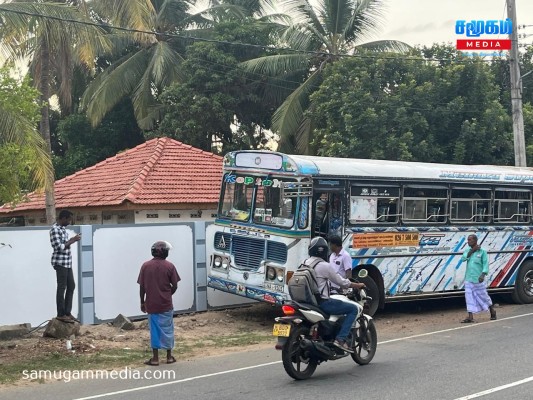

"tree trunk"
[39,39,56,224]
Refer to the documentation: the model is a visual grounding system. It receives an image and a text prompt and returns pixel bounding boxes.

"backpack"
[288,258,324,306]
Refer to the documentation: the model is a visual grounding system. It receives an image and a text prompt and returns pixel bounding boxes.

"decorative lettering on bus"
[353,233,420,248]
[439,171,501,180]
[223,174,282,187]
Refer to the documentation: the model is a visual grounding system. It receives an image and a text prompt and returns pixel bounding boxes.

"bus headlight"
[221,259,229,269]
[214,256,222,268]
[267,267,276,280]
[277,269,284,282]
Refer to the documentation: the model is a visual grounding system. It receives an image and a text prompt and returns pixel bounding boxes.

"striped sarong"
[465,281,493,313]
[148,310,174,350]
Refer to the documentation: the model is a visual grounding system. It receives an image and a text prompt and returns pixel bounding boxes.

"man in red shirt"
[138,241,181,366]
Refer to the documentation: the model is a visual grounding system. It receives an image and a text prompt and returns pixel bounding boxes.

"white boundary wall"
[0,222,252,327]
[0,228,79,327]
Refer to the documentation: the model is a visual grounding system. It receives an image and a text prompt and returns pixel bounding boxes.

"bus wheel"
[358,275,379,316]
[514,261,533,304]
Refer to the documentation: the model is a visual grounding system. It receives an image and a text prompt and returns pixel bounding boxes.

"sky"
[372,0,533,48]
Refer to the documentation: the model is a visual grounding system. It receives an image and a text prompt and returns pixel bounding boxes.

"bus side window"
[494,189,531,223]
[349,186,400,224]
[450,188,491,223]
[314,194,328,237]
[403,187,448,223]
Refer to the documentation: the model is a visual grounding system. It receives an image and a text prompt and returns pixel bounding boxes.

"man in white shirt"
[329,235,353,294]
[305,237,364,353]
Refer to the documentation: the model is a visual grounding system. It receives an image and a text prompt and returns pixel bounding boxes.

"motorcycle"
[273,269,377,380]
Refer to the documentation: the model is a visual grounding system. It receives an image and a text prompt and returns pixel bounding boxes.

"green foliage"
[310,52,514,165]
[241,0,410,154]
[53,100,144,178]
[151,19,278,152]
[0,67,47,203]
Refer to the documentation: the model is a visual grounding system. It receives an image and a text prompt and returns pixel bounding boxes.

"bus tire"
[358,276,379,316]
[514,260,533,304]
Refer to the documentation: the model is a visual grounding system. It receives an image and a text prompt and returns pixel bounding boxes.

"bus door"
[312,180,346,238]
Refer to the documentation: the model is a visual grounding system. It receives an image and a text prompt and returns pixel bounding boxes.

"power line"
[0,6,507,64]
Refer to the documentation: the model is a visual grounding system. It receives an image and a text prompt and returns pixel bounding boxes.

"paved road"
[3,307,533,400]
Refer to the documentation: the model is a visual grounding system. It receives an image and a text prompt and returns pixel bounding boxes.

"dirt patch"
[0,303,279,385]
[0,299,527,386]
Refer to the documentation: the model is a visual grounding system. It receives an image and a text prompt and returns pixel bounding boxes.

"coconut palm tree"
[0,105,53,203]
[241,0,410,154]
[0,0,110,222]
[81,0,245,131]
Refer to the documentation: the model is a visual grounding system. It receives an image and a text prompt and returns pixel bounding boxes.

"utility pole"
[507,0,527,167]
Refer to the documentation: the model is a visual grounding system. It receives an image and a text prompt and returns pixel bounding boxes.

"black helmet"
[308,237,328,261]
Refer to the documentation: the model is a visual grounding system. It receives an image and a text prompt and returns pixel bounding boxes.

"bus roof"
[225,151,533,184]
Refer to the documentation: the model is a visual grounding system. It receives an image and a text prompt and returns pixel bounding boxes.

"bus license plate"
[272,324,291,337]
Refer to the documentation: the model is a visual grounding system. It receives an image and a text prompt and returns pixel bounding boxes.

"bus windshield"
[218,174,298,227]
[254,179,297,228]
[219,174,254,222]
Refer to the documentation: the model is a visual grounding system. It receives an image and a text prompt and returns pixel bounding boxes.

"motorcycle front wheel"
[281,325,317,380]
[350,319,377,365]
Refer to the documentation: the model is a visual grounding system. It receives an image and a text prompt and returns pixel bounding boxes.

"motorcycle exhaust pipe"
[300,338,335,359]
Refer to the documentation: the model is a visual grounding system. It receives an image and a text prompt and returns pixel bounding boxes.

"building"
[0,138,223,226]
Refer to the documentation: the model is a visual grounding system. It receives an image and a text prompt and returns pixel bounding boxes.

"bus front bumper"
[208,276,288,305]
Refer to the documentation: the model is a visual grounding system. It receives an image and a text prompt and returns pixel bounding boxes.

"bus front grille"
[231,236,265,270]
[266,241,288,264]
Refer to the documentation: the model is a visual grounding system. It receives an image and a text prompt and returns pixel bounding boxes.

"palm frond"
[318,0,352,36]
[240,53,309,76]
[0,105,53,192]
[283,0,326,37]
[91,0,155,32]
[83,49,152,127]
[271,68,322,154]
[132,64,156,130]
[91,0,155,45]
[343,0,387,44]
[0,2,112,64]
[156,0,190,25]
[137,103,165,131]
[183,4,246,27]
[149,41,185,89]
[356,40,411,53]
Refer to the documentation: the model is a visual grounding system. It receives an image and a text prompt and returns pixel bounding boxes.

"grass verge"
[0,331,273,386]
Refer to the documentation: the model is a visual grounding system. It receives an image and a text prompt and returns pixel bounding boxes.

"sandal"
[461,318,475,323]
[490,313,497,320]
[144,359,159,366]
[167,356,176,364]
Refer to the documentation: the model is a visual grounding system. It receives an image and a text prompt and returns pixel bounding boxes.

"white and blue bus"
[207,151,533,313]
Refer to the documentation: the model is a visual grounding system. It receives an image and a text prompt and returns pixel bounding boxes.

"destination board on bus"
[235,153,283,170]
[353,232,420,248]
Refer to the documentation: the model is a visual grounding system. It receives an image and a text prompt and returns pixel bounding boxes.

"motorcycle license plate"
[272,324,291,337]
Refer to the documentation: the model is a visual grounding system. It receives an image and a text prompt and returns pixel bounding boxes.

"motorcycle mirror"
[358,269,369,279]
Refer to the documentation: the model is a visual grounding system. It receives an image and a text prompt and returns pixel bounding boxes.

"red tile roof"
[0,138,223,212]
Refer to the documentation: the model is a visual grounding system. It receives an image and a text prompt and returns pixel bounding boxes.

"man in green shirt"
[460,234,497,323]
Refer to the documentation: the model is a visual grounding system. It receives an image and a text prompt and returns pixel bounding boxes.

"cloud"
[386,22,438,36]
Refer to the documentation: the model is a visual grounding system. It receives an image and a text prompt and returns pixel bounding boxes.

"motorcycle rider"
[305,237,365,353]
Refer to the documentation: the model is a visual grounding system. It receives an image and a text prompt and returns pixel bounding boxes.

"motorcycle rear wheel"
[350,319,377,365]
[281,325,318,380]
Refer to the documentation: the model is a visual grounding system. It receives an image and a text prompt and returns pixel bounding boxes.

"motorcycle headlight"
[214,256,222,268]
[267,267,276,280]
